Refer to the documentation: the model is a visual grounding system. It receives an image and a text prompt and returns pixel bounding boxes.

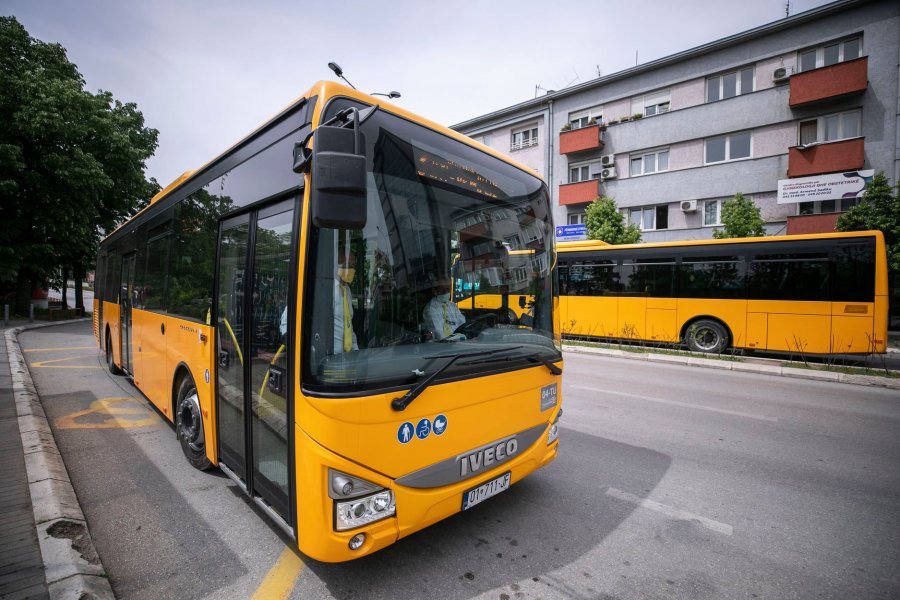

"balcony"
[786,213,840,235]
[559,124,604,155]
[787,137,864,178]
[789,56,868,108]
[559,180,600,206]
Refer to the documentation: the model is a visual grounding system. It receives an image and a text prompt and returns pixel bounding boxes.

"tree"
[712,192,766,239]
[584,196,641,244]
[837,173,900,328]
[0,17,158,314]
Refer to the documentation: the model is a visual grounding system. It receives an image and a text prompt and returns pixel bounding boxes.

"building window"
[705,131,751,164]
[706,67,754,102]
[798,197,859,215]
[510,126,538,151]
[568,213,586,225]
[568,107,603,130]
[703,199,722,226]
[569,161,601,183]
[630,149,669,177]
[631,90,671,117]
[630,205,669,231]
[799,37,862,72]
[798,110,861,145]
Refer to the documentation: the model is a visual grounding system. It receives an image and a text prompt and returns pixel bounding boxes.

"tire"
[176,376,212,470]
[106,332,121,374]
[685,319,729,354]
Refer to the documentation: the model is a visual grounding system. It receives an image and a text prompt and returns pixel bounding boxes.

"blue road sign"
[556,224,588,241]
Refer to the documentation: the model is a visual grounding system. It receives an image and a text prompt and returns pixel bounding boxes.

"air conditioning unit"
[773,65,794,83]
[600,167,618,180]
[680,200,698,212]
[600,154,615,167]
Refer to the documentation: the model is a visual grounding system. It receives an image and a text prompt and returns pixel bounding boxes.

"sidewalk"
[1,319,113,600]
[0,319,47,599]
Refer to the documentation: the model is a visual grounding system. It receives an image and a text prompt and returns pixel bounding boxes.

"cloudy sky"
[4,0,832,187]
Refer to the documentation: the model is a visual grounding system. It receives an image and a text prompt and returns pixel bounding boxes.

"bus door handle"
[160,322,165,335]
[267,365,285,396]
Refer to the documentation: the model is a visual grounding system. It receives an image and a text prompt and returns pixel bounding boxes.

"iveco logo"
[459,438,519,477]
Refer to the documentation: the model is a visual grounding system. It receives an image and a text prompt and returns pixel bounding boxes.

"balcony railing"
[789,56,868,107]
[787,137,865,178]
[560,124,604,155]
[559,179,600,205]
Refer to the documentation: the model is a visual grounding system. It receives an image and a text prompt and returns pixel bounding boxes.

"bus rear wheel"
[176,376,212,470]
[685,319,729,354]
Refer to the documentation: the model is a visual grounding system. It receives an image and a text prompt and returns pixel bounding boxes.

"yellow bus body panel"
[293,365,562,562]
[133,308,169,417]
[646,298,677,342]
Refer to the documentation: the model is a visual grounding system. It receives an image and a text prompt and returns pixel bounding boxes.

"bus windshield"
[303,103,559,393]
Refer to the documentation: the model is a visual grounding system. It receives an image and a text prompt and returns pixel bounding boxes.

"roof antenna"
[327,62,356,90]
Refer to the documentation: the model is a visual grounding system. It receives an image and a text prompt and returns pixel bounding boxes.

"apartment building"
[453,0,899,242]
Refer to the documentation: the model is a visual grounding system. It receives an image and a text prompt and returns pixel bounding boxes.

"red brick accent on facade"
[787,137,865,177]
[559,124,604,154]
[559,180,600,205]
[786,213,840,235]
[789,56,868,107]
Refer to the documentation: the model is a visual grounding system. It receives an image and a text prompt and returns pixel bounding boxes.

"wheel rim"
[692,326,720,352]
[178,391,204,452]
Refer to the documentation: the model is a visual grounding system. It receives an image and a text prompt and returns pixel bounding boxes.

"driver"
[423,277,466,340]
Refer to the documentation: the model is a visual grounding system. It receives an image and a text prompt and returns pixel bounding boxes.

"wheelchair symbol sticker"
[416,418,431,440]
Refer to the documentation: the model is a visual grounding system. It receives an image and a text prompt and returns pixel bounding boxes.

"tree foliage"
[584,196,641,244]
[712,192,766,239]
[837,173,900,275]
[0,16,159,313]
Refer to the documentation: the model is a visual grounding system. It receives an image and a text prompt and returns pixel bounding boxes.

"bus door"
[215,198,296,532]
[119,252,136,374]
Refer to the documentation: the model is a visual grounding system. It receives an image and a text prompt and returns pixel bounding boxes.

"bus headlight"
[335,490,396,531]
[547,408,562,445]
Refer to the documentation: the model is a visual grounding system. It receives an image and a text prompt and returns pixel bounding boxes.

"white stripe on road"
[570,384,778,422]
[606,488,734,536]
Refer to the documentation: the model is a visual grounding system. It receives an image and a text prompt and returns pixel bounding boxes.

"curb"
[5,319,115,600]
[563,344,900,390]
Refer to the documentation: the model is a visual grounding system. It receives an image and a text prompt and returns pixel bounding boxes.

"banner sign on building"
[556,224,588,241]
[777,170,875,204]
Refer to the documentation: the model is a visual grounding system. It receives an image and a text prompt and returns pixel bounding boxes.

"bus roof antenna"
[328,62,356,90]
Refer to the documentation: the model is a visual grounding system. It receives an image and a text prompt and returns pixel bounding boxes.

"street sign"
[555,224,588,241]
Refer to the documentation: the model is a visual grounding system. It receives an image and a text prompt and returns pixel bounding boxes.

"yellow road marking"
[250,548,304,600]
[24,346,96,352]
[31,353,102,369]
[55,397,162,429]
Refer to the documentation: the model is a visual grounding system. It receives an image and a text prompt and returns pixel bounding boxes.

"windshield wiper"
[457,350,563,375]
[391,346,523,411]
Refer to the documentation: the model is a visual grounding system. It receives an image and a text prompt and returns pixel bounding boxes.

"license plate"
[462,472,511,511]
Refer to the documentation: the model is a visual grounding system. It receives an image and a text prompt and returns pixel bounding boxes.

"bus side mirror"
[309,120,367,229]
[518,296,526,309]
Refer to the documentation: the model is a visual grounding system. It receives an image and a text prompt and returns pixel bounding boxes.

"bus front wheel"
[685,320,729,354]
[106,332,121,374]
[176,376,212,470]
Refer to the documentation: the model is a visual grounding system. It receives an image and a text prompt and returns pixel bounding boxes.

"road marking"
[250,547,304,600]
[55,397,162,429]
[24,346,96,352]
[570,384,778,422]
[30,352,102,369]
[606,488,734,536]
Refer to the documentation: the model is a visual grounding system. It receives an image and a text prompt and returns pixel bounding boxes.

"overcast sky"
[4,0,833,187]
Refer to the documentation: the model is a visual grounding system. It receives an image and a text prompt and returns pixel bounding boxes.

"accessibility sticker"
[432,414,448,435]
[397,422,414,444]
[416,418,431,440]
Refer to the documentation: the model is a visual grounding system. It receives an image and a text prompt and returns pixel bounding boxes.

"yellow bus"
[93,81,563,562]
[558,231,888,355]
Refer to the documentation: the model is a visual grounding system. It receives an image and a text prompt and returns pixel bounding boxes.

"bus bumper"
[294,416,560,563]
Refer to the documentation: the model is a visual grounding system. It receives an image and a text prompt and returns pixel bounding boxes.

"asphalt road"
[19,321,900,599]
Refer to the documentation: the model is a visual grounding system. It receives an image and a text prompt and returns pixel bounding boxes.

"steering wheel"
[453,313,499,338]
